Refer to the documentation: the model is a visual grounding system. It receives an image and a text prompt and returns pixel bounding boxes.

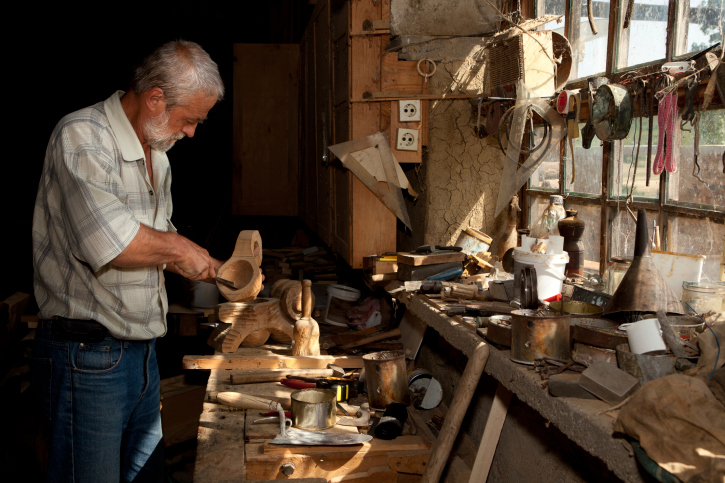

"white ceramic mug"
[618,319,667,354]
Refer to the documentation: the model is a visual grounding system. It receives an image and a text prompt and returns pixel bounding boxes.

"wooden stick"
[339,328,402,350]
[228,368,334,385]
[182,354,364,370]
[421,342,490,483]
[469,383,512,482]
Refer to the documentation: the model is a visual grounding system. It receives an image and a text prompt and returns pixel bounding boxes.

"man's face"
[144,91,217,152]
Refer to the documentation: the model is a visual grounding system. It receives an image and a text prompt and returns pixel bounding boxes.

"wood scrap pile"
[263,246,338,284]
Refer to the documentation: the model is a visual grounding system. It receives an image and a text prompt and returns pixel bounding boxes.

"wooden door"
[300,31,318,231]
[331,0,352,260]
[314,0,333,245]
[232,44,299,216]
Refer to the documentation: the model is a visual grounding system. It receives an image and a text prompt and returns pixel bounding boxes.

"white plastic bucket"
[513,249,569,300]
[323,285,361,326]
[454,227,493,256]
[651,251,705,299]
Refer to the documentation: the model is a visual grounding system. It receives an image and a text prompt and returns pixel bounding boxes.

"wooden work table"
[190,288,644,482]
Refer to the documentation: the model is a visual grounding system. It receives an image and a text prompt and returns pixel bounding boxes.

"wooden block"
[397,262,463,281]
[579,362,640,405]
[388,450,431,475]
[159,375,206,448]
[397,251,466,266]
[548,373,598,399]
[3,292,30,332]
[182,354,365,370]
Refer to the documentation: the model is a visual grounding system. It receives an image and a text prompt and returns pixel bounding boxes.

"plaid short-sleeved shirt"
[33,91,175,340]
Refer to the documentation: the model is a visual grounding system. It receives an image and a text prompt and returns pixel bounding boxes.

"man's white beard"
[144,110,185,153]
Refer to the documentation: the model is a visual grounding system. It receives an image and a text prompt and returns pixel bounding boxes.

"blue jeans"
[31,320,164,483]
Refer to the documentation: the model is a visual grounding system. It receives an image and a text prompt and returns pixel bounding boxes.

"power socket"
[399,100,421,122]
[396,128,419,151]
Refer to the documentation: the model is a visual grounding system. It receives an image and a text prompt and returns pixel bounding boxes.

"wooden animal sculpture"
[270,279,316,320]
[293,280,320,356]
[217,231,264,302]
[212,298,294,352]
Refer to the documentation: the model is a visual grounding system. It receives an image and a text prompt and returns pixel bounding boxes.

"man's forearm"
[111,224,182,267]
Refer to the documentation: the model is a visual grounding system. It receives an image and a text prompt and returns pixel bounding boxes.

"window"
[527,0,725,279]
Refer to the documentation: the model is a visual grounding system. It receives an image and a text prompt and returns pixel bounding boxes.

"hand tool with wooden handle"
[293,280,320,356]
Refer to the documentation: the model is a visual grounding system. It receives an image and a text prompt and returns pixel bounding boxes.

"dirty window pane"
[668,215,723,282]
[616,0,668,70]
[674,0,725,57]
[611,118,661,200]
[565,122,603,195]
[530,131,560,191]
[563,202,602,272]
[572,0,610,79]
[541,0,567,32]
[609,208,660,260]
[667,110,725,211]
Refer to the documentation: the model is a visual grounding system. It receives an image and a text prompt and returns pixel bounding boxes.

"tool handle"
[280,378,316,389]
[339,328,402,350]
[301,279,313,319]
[215,392,282,412]
[656,311,688,359]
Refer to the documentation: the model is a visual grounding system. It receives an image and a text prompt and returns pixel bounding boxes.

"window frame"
[528,0,724,276]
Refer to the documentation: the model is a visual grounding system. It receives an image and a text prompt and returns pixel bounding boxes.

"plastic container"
[323,284,361,326]
[681,281,725,315]
[454,227,492,256]
[651,251,705,299]
[513,249,569,300]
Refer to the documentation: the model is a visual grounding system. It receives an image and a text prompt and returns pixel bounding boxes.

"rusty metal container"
[363,351,410,410]
[550,300,603,318]
[510,309,571,364]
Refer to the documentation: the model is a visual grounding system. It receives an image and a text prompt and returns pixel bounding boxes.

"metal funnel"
[602,209,684,322]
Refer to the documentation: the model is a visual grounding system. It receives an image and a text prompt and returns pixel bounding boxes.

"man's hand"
[174,237,216,280]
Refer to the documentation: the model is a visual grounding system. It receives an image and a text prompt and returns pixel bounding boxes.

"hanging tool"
[565,92,581,184]
[702,52,722,111]
[587,0,598,34]
[645,77,655,186]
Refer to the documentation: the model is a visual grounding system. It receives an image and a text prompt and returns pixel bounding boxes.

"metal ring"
[416,58,437,78]
[497,104,552,157]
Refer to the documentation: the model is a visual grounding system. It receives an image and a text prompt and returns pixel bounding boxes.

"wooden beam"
[182,354,365,370]
[468,383,512,483]
[262,435,430,455]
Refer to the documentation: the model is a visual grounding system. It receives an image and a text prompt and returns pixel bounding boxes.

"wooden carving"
[215,298,294,352]
[270,278,316,320]
[217,230,264,302]
[293,280,320,356]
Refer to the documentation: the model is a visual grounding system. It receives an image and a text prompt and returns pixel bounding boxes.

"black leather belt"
[47,317,109,343]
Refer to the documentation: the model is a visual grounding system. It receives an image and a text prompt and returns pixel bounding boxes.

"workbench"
[189,287,645,482]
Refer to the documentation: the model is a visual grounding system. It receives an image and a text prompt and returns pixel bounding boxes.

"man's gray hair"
[130,40,224,109]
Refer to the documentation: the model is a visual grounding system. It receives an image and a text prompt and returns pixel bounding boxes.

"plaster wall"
[400,43,514,255]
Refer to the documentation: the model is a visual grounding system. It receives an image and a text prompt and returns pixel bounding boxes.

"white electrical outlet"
[399,100,421,122]
[396,128,419,151]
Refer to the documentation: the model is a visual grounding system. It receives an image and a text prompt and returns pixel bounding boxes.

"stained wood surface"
[397,251,467,266]
[233,44,299,216]
[183,354,365,370]
[301,31,318,231]
[315,3,333,245]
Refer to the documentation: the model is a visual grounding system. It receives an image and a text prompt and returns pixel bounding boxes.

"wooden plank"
[233,44,299,216]
[397,251,467,266]
[388,450,431,475]
[331,466,397,482]
[246,442,391,481]
[468,383,512,483]
[183,354,365,370]
[263,435,430,455]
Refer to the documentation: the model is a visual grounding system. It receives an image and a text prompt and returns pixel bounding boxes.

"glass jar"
[605,256,632,295]
[681,281,725,315]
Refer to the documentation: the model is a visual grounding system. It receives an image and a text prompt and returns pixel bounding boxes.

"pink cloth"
[347,297,381,329]
[653,90,678,175]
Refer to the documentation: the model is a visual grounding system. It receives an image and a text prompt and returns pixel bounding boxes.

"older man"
[31,40,223,483]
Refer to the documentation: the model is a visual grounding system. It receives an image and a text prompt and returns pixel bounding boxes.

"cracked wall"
[400,48,512,255]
